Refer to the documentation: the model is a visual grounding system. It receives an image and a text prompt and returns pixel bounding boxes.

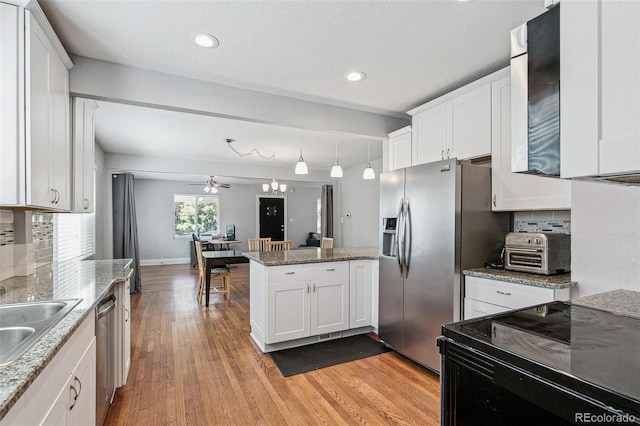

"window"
[174,194,220,238]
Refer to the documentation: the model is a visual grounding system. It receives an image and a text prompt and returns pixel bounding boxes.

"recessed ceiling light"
[345,71,366,82]
[194,33,219,49]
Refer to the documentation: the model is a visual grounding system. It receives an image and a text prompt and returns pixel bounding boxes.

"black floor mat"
[269,334,392,377]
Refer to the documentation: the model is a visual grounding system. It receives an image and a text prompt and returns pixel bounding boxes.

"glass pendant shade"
[331,162,343,178]
[204,186,210,192]
[363,164,375,179]
[262,183,269,193]
[295,154,308,175]
[211,186,218,193]
[279,184,287,193]
[271,179,278,191]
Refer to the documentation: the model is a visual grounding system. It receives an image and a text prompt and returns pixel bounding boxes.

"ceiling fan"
[189,176,230,193]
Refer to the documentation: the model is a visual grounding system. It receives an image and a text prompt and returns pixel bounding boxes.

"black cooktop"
[442,301,640,408]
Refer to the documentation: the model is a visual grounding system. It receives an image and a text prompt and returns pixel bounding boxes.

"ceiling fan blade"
[214,183,231,188]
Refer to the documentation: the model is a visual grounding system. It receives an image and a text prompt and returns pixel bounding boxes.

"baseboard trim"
[140,258,190,266]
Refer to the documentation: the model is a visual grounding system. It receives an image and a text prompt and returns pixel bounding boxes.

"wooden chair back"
[265,240,292,251]
[321,237,334,249]
[248,237,271,251]
[195,241,231,303]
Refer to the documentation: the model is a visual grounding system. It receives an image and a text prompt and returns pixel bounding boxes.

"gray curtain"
[321,184,333,238]
[112,173,141,292]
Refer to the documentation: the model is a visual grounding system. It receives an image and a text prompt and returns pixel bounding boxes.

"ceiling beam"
[69,56,409,140]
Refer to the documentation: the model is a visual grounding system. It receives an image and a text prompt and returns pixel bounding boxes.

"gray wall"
[133,178,320,264]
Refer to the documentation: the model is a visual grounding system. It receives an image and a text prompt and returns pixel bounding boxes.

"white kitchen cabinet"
[387,126,412,171]
[561,0,640,180]
[463,276,571,320]
[24,314,95,426]
[115,275,131,387]
[490,74,571,211]
[0,395,26,426]
[72,98,98,213]
[349,260,372,328]
[0,3,72,211]
[266,262,349,344]
[409,75,494,166]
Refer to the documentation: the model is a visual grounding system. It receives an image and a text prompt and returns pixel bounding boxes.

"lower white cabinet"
[24,314,96,426]
[464,276,571,320]
[266,262,349,344]
[250,259,376,352]
[115,276,131,387]
[490,74,571,211]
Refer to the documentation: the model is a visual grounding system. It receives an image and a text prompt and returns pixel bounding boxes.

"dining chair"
[195,241,231,303]
[321,237,334,249]
[248,237,271,251]
[265,240,292,251]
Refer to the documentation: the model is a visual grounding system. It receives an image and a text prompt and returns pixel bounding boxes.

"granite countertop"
[0,259,132,420]
[463,267,575,289]
[573,289,640,319]
[243,247,378,266]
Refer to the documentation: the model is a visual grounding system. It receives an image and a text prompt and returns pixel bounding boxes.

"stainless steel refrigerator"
[379,158,508,372]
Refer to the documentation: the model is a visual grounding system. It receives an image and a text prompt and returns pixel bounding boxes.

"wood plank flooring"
[105,264,441,425]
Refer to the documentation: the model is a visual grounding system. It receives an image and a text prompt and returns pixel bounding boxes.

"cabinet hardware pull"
[313,283,316,292]
[83,198,90,209]
[125,307,129,322]
[446,148,450,159]
[69,384,79,410]
[306,283,309,293]
[326,268,335,271]
[74,375,82,396]
[50,188,57,203]
[441,149,445,159]
[496,290,512,296]
[285,272,295,275]
[493,194,497,207]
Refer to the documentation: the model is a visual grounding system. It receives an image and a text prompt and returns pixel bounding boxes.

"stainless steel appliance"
[511,4,560,176]
[504,232,571,275]
[96,290,118,425]
[379,158,508,372]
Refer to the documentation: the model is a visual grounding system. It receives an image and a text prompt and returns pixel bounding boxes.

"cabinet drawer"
[465,276,555,310]
[268,261,348,283]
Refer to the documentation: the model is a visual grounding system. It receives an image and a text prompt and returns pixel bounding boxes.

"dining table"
[201,250,249,307]
[206,239,243,250]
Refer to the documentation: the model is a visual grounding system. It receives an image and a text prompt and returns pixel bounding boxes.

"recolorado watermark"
[575,412,636,423]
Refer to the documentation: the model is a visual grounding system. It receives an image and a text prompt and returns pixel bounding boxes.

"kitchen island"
[243,247,378,352]
[0,259,132,424]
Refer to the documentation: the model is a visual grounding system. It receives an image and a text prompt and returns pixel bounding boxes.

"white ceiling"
[39,0,546,180]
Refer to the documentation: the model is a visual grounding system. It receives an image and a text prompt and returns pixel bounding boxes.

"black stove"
[439,301,640,425]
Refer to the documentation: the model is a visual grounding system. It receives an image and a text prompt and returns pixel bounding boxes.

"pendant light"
[294,130,308,175]
[262,156,287,194]
[363,142,375,180]
[330,138,343,178]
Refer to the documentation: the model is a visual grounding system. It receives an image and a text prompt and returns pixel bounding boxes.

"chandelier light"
[363,142,375,180]
[294,130,308,175]
[263,157,287,195]
[330,138,343,178]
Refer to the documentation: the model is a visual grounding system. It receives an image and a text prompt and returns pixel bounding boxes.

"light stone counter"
[463,267,575,290]
[0,259,132,420]
[243,247,378,266]
[572,289,640,320]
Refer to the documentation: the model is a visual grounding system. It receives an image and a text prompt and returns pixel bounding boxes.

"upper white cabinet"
[72,98,98,213]
[0,3,72,211]
[409,72,495,166]
[561,0,640,179]
[387,126,412,171]
[491,74,571,211]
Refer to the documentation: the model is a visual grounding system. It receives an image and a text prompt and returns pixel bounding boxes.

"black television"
[225,224,235,240]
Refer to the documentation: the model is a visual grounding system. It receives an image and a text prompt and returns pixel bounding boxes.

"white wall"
[337,158,381,248]
[571,180,640,297]
[133,178,320,264]
[94,143,109,260]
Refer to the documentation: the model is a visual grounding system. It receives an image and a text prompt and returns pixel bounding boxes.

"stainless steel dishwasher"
[96,289,118,425]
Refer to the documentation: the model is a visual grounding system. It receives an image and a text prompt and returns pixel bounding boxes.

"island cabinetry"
[349,260,372,329]
[464,276,570,320]
[267,262,349,344]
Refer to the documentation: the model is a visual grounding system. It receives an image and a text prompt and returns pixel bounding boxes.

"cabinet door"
[311,272,349,335]
[463,298,509,320]
[388,127,412,170]
[40,376,72,426]
[27,13,55,208]
[490,75,571,211]
[67,338,96,426]
[449,84,491,160]
[115,277,132,387]
[50,51,70,210]
[349,260,371,328]
[412,103,447,166]
[267,280,310,343]
[72,99,97,212]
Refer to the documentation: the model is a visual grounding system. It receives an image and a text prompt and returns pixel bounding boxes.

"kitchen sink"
[0,299,82,366]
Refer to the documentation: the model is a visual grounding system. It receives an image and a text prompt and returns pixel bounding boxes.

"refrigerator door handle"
[396,197,404,277]
[403,198,412,278]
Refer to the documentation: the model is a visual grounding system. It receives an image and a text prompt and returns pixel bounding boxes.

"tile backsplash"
[513,210,571,234]
[0,211,15,281]
[32,213,54,267]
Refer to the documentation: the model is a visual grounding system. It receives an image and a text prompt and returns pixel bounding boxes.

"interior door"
[259,197,285,240]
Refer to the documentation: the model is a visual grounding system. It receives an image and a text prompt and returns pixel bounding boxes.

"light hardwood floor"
[105,264,441,425]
